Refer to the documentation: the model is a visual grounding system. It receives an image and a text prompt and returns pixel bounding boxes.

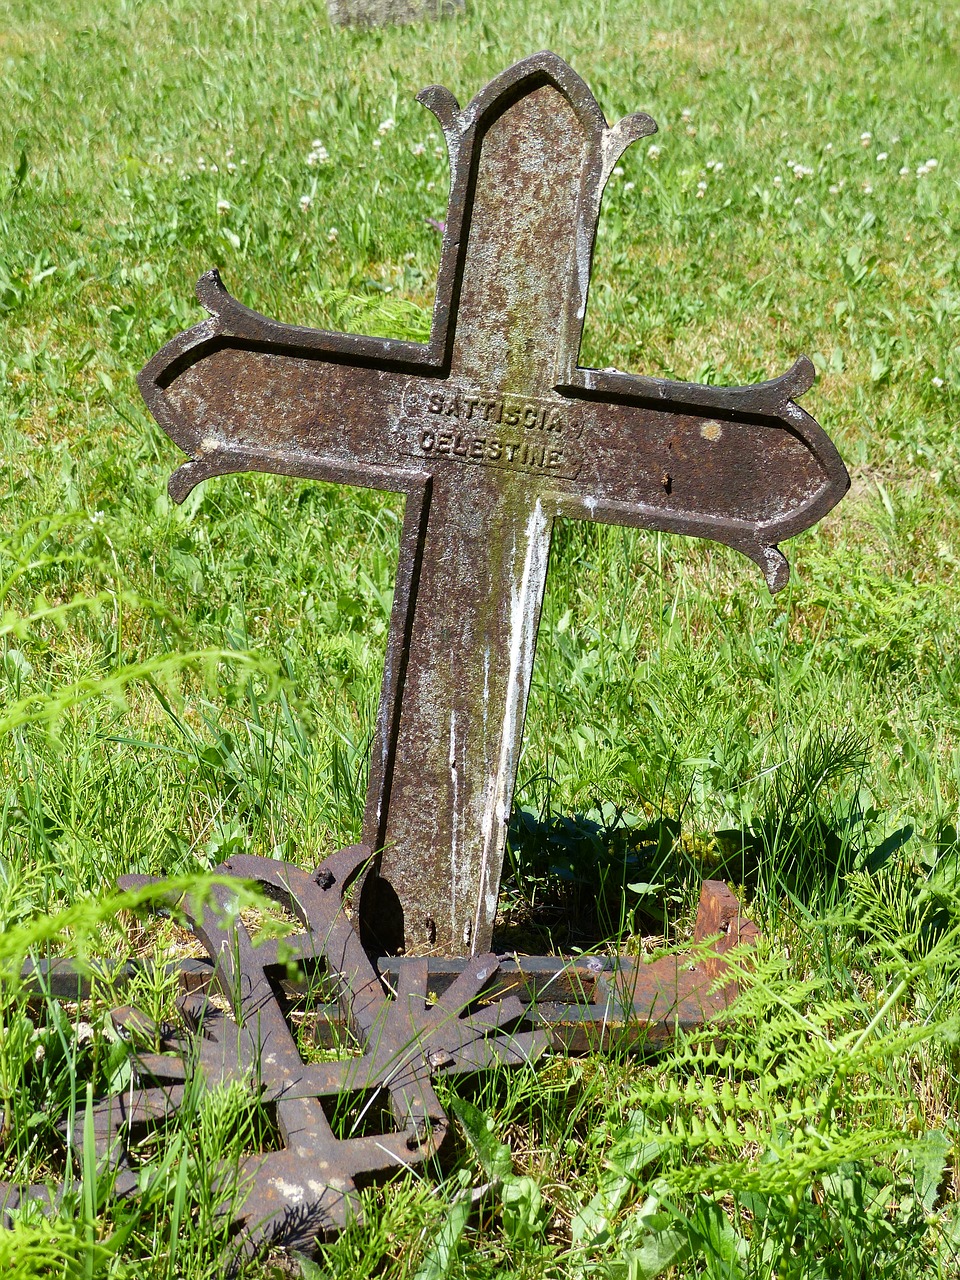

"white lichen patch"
[269,1177,305,1204]
[475,499,551,945]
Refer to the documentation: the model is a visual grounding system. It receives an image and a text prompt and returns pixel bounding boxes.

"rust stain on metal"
[138,52,848,958]
[2,851,546,1253]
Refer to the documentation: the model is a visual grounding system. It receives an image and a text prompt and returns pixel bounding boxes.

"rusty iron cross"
[139,52,848,958]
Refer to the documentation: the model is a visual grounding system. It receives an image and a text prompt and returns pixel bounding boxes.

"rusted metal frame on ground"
[4,847,545,1252]
[138,51,849,958]
[4,859,753,1254]
[17,878,755,1053]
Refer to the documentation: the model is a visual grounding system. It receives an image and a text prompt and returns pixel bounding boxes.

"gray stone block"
[326,0,463,27]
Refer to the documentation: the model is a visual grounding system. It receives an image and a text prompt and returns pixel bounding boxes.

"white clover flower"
[299,194,312,211]
[412,142,426,156]
[681,108,692,121]
[899,166,911,177]
[876,152,888,162]
[829,184,840,194]
[307,142,330,166]
[378,117,395,135]
[696,180,707,198]
[90,510,105,525]
[327,226,338,242]
[227,162,236,172]
[426,180,435,192]
[926,158,939,168]
[860,132,872,146]
[612,166,625,177]
[372,138,382,150]
[624,181,635,191]
[933,376,945,388]
[794,196,803,205]
[773,175,782,187]
[210,164,219,173]
[792,163,813,179]
[647,143,661,160]
[434,145,444,157]
[216,199,231,214]
[197,157,206,170]
[685,125,697,136]
[917,163,930,177]
[825,143,834,152]
[862,182,873,194]
[226,147,234,158]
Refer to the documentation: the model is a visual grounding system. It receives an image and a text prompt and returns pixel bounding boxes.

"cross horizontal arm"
[141,271,844,592]
[549,357,846,591]
[139,270,437,503]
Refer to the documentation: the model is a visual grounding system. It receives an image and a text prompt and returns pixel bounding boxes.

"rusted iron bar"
[18,879,753,1052]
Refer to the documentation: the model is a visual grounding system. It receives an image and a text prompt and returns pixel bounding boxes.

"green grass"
[3,0,960,1273]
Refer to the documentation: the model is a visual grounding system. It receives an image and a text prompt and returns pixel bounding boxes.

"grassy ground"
[3,0,960,1274]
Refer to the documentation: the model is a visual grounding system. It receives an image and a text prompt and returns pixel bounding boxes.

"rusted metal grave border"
[6,861,755,1256]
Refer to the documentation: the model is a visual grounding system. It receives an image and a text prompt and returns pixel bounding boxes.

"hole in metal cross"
[138,52,848,957]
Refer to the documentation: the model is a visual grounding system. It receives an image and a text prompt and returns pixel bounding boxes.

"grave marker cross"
[140,53,848,957]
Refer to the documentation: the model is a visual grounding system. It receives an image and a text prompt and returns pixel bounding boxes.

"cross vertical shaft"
[365,79,597,953]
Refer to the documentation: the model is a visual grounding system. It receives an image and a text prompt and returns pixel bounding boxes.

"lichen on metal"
[325,0,463,27]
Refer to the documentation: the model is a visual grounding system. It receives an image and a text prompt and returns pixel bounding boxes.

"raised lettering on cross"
[139,53,848,957]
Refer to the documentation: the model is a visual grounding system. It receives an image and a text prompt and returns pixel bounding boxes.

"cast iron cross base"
[4,851,755,1259]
